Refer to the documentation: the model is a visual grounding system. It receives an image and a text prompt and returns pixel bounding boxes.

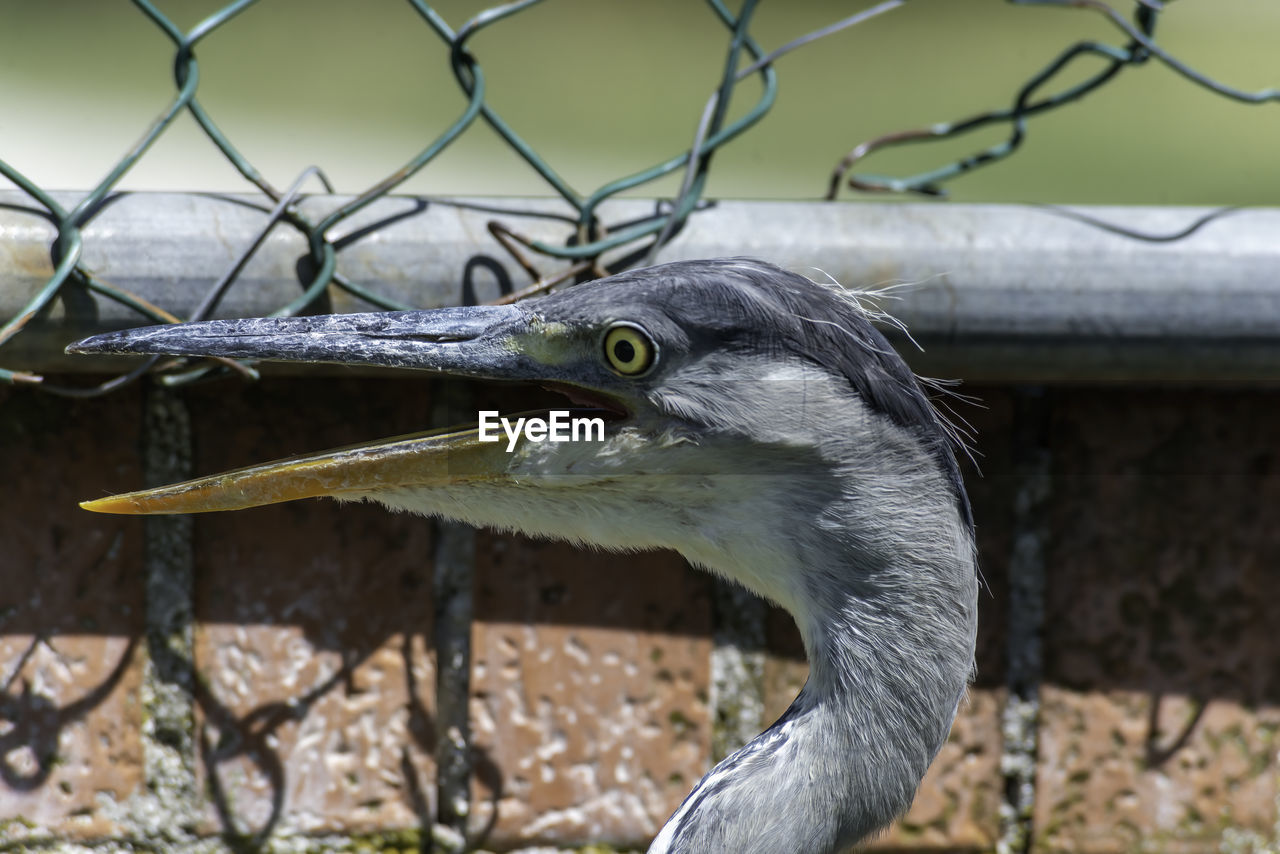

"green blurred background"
[0,0,1274,206]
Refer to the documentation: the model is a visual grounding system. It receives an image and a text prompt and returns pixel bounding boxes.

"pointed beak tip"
[81,492,198,515]
[65,333,119,357]
[80,495,147,515]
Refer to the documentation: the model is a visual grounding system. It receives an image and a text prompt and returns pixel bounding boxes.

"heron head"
[69,258,969,611]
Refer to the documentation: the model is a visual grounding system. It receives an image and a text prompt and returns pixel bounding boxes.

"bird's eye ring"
[602,323,656,376]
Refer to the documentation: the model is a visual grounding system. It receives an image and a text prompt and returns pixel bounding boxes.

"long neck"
[650,490,978,854]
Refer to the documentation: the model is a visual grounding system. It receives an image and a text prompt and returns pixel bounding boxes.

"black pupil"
[613,339,636,363]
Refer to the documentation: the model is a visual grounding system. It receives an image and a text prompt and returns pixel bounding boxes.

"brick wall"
[1,378,1277,852]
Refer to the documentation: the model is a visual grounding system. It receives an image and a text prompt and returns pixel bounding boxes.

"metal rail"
[3,191,1278,382]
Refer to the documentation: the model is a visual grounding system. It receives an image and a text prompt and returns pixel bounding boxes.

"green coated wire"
[842,39,1141,197]
[409,0,587,214]
[68,0,256,225]
[277,56,490,319]
[0,231,82,349]
[0,165,75,351]
[541,0,780,260]
[141,0,281,195]
[0,0,253,356]
[579,0,772,224]
[0,159,70,222]
[2,1,1275,395]
[837,0,1276,198]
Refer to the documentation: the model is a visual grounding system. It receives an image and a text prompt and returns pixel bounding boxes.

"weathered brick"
[1038,687,1280,853]
[470,534,712,850]
[0,385,145,838]
[1038,389,1280,852]
[186,379,440,836]
[15,373,1275,854]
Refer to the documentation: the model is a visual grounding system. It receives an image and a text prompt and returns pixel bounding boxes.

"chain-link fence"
[3,4,1280,853]
[1,0,1275,397]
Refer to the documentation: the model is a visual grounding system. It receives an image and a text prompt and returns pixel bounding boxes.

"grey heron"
[69,258,978,854]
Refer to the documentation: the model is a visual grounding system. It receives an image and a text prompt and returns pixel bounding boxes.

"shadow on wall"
[1,380,1278,846]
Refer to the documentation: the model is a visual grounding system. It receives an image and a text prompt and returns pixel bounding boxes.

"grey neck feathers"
[649,482,978,854]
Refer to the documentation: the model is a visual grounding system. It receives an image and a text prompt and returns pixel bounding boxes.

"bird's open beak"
[67,307,596,515]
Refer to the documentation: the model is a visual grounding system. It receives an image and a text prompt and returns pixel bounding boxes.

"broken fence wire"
[0,0,1273,396]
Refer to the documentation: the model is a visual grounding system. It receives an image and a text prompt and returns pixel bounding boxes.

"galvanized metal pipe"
[3,191,1278,381]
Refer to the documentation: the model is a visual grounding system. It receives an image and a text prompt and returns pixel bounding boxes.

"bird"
[69,257,978,854]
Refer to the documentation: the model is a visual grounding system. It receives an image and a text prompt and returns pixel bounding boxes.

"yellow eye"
[602,323,656,376]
